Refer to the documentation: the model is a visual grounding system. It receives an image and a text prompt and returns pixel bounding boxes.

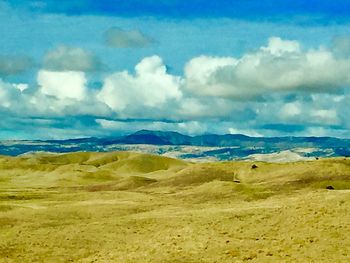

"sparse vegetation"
[0,152,349,262]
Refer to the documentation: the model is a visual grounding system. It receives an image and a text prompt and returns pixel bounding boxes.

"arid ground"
[0,152,350,262]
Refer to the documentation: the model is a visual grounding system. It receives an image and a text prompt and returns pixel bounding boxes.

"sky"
[1,0,350,139]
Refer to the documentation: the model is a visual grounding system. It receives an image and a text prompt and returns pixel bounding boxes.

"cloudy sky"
[1,0,350,139]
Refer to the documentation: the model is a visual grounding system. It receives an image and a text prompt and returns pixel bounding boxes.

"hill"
[1,151,349,191]
[0,152,350,262]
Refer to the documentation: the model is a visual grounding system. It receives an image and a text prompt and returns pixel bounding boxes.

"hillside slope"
[0,152,350,262]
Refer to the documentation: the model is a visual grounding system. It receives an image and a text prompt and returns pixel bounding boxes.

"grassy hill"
[0,152,349,262]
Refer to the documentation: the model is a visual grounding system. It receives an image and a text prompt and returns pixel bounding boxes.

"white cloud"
[43,46,102,72]
[261,37,301,55]
[13,83,29,92]
[178,98,207,118]
[0,80,15,108]
[37,70,87,101]
[260,94,342,127]
[279,102,302,119]
[185,37,350,99]
[185,56,237,94]
[2,36,350,138]
[97,56,182,112]
[0,79,30,110]
[310,109,339,125]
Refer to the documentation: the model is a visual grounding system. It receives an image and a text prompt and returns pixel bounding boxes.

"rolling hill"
[1,152,350,262]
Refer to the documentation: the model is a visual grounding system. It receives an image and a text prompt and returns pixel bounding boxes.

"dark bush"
[251,164,258,169]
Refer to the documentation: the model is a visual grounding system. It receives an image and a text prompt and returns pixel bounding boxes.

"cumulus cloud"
[13,83,29,92]
[185,56,237,96]
[279,102,302,119]
[0,55,33,76]
[2,36,350,138]
[310,109,339,125]
[97,56,182,113]
[185,37,350,99]
[0,79,21,108]
[279,101,340,126]
[43,46,103,72]
[37,70,87,101]
[261,37,300,55]
[104,27,154,48]
[0,76,110,119]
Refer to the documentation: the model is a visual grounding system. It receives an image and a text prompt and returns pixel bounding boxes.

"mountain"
[105,130,192,145]
[99,130,350,150]
[0,130,349,161]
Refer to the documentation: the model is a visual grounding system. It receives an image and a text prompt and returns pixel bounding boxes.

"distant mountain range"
[1,130,350,161]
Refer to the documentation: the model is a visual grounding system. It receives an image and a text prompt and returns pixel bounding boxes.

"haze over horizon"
[1,0,350,139]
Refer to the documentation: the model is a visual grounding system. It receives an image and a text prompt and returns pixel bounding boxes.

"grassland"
[0,151,350,262]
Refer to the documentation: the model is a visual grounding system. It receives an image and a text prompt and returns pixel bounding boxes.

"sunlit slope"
[0,152,187,188]
[153,158,349,187]
[229,158,350,190]
[1,152,350,262]
[0,152,349,192]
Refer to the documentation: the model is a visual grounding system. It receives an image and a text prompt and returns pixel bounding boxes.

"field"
[0,151,350,262]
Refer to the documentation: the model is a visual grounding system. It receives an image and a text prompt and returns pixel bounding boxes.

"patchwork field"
[0,152,350,262]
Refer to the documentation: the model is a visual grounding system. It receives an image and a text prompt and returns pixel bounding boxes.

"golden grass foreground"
[0,151,350,262]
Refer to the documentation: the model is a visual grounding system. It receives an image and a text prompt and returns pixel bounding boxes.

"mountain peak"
[133,130,187,137]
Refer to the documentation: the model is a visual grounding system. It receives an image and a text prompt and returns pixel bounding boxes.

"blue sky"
[6,0,350,21]
[1,0,350,139]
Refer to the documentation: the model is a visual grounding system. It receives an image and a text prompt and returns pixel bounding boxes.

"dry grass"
[0,152,349,262]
